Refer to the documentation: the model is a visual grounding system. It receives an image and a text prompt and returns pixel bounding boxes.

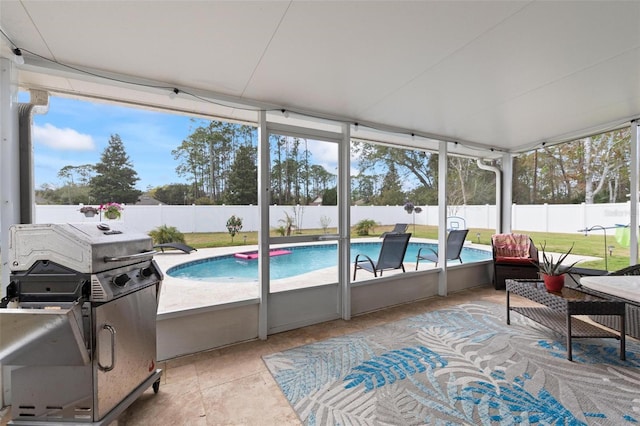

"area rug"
[263,302,640,425]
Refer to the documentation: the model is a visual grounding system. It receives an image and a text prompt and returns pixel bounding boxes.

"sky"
[24,94,195,190]
[23,94,345,191]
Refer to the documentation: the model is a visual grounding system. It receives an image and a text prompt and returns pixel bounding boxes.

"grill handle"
[97,324,116,372]
[104,250,157,263]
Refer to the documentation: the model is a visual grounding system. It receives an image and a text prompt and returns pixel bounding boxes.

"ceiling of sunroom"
[1,1,639,158]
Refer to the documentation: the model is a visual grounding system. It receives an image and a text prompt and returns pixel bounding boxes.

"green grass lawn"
[183,224,630,271]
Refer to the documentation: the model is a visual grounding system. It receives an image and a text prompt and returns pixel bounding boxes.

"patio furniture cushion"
[580,275,640,304]
[492,233,532,258]
[494,256,536,265]
[491,233,539,290]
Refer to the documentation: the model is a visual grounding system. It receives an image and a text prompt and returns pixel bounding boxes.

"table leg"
[620,311,626,361]
[566,314,573,361]
[506,290,510,325]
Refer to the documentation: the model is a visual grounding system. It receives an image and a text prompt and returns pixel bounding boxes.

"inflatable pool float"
[234,249,292,260]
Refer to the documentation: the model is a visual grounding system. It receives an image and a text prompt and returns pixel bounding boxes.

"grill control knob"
[140,267,153,278]
[113,273,130,287]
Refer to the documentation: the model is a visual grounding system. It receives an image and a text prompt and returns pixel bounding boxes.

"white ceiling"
[1,0,639,157]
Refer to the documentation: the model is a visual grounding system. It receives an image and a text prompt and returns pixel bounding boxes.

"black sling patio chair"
[353,233,411,279]
[379,223,409,238]
[153,242,197,254]
[415,229,469,269]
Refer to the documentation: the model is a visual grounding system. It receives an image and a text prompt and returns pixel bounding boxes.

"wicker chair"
[491,233,539,290]
[607,264,640,276]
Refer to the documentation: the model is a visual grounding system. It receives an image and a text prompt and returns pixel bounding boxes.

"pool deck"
[153,238,594,316]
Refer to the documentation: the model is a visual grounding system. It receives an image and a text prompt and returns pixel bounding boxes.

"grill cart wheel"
[153,379,160,394]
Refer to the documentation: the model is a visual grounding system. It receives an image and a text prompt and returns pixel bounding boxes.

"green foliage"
[355,219,377,236]
[278,212,294,236]
[152,183,193,205]
[270,135,336,205]
[172,119,256,203]
[226,215,243,242]
[513,128,631,204]
[149,225,186,245]
[322,187,337,205]
[376,162,405,205]
[194,197,214,205]
[535,241,578,276]
[224,145,257,205]
[37,184,92,205]
[89,134,141,204]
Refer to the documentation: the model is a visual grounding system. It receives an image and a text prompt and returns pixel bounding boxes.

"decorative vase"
[543,273,565,292]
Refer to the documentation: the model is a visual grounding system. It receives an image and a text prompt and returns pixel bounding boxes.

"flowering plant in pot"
[535,242,578,292]
[99,202,123,220]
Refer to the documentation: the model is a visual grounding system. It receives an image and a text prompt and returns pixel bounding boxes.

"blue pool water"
[167,242,491,282]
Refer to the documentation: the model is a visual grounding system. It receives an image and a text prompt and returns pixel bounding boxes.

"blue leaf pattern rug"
[262,302,640,425]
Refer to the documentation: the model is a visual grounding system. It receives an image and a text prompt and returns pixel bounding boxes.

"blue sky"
[23,94,210,190]
[24,94,347,191]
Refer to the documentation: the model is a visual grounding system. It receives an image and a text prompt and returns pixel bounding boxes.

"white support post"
[438,141,448,296]
[631,120,639,265]
[501,153,513,233]
[339,123,351,320]
[0,55,20,410]
[257,110,269,339]
[0,57,20,296]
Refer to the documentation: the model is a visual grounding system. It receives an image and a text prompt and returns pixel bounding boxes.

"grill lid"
[9,223,154,274]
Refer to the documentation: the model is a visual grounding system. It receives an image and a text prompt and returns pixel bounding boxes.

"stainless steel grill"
[0,222,163,425]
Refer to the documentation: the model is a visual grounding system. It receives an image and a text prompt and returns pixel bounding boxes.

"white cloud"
[33,123,95,151]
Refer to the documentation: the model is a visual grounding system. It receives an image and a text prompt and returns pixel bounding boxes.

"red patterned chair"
[491,233,539,290]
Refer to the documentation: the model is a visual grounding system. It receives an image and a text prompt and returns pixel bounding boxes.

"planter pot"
[104,211,120,220]
[543,273,565,292]
[83,211,96,217]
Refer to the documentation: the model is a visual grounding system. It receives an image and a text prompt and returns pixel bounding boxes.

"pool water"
[167,242,491,282]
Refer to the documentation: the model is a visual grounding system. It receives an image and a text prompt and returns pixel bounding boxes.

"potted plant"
[535,242,578,292]
[100,202,123,220]
[79,206,99,217]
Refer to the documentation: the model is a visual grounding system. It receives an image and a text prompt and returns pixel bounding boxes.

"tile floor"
[0,285,506,426]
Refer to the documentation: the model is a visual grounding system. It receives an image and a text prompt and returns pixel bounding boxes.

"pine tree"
[89,134,141,204]
[376,162,404,205]
[224,145,257,204]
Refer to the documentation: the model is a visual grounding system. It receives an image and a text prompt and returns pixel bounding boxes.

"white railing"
[33,202,634,235]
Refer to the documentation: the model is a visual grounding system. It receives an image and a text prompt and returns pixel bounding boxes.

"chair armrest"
[355,254,375,265]
[417,247,438,259]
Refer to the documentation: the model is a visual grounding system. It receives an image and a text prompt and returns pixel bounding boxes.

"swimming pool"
[167,242,491,282]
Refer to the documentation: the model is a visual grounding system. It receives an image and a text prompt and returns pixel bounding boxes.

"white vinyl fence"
[33,202,635,235]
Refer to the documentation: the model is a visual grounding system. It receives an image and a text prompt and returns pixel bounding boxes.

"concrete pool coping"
[153,238,596,317]
[154,238,493,316]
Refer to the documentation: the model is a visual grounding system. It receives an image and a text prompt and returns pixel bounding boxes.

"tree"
[375,162,405,205]
[173,120,256,203]
[224,145,257,204]
[56,164,95,204]
[513,128,630,204]
[151,183,193,205]
[322,187,337,205]
[89,134,141,204]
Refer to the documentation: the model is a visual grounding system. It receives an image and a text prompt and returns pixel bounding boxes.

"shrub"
[226,215,243,242]
[355,219,377,236]
[319,215,331,234]
[148,225,185,244]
